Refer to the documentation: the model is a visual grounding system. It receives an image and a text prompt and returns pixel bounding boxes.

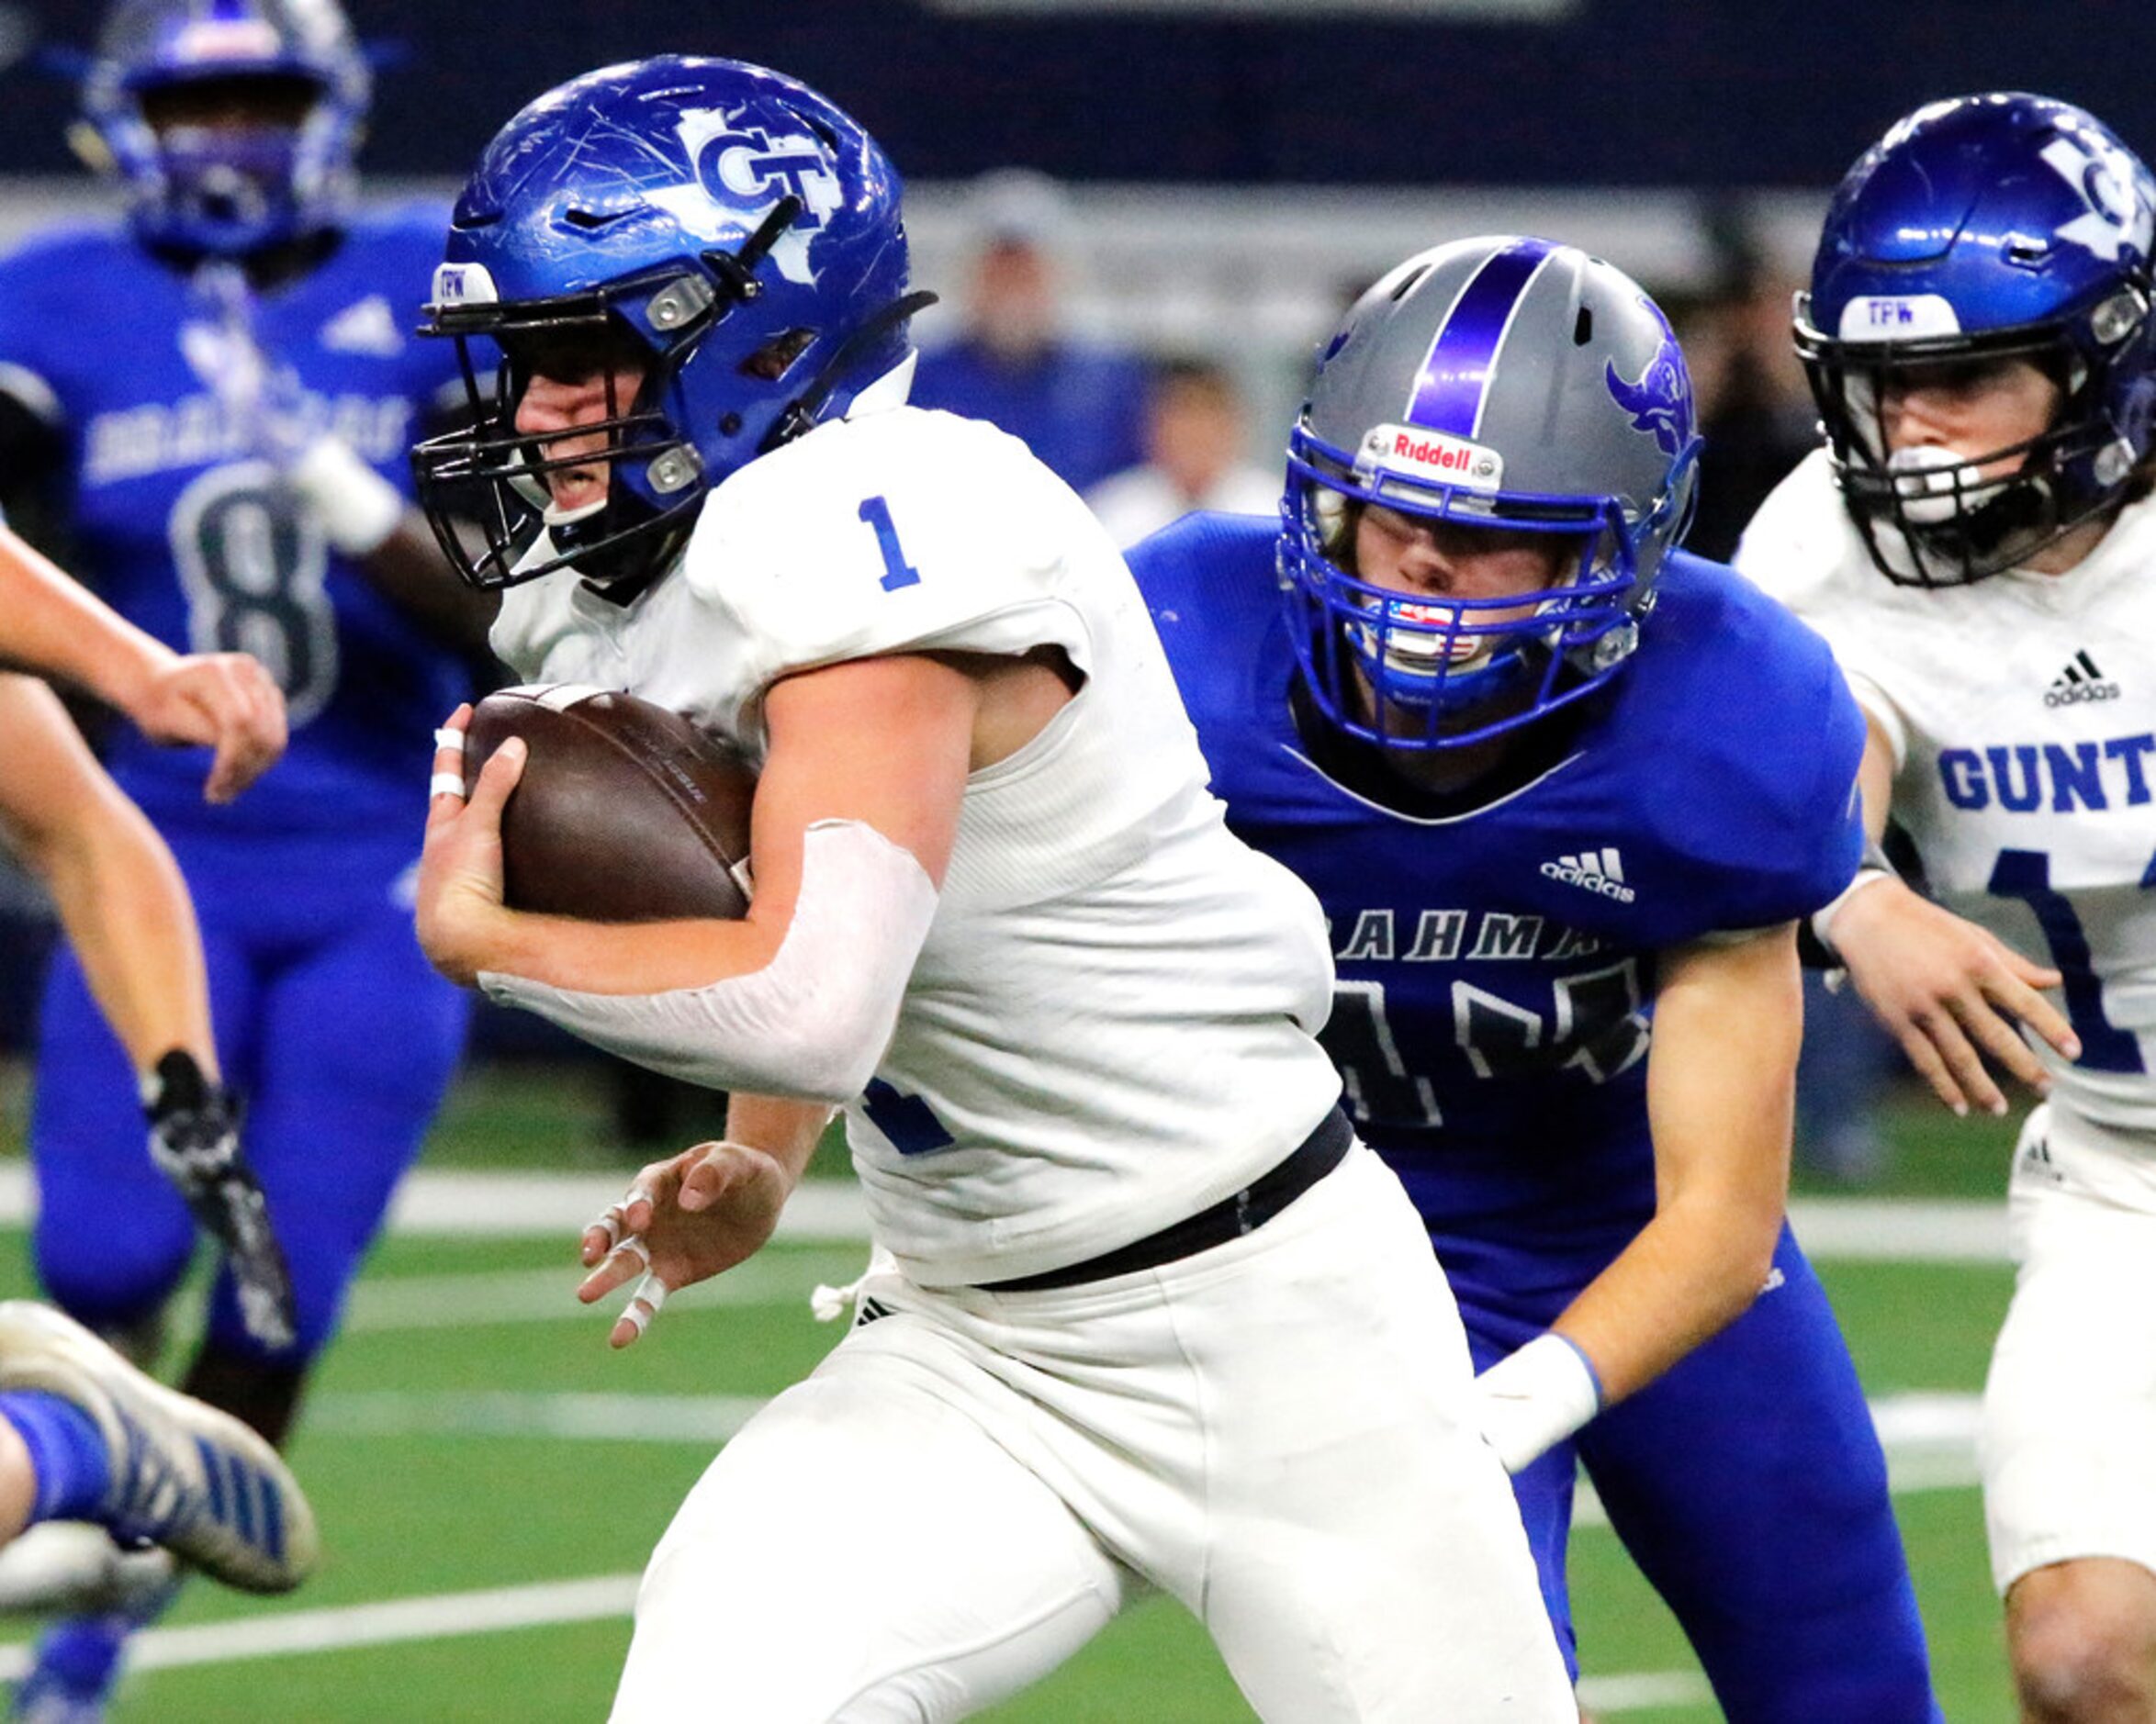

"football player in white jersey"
[1737,94,2156,1722]
[407,56,1571,1722]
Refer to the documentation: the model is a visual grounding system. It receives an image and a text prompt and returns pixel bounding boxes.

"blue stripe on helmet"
[1406,238,1555,437]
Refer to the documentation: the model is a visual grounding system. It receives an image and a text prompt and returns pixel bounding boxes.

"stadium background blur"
[0,1,2143,1716]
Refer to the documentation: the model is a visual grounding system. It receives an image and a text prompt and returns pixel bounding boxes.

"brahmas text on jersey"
[491,406,1342,1285]
[0,207,469,834]
[1129,511,1864,1225]
[1738,450,2156,1131]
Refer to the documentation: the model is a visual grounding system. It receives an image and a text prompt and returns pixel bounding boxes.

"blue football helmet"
[1796,93,2156,586]
[1282,236,1700,751]
[410,55,932,596]
[79,0,370,258]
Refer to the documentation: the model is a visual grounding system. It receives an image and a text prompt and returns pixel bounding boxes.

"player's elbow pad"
[477,819,938,1103]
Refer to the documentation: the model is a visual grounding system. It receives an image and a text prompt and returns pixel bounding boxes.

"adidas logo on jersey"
[320,295,404,357]
[2045,650,2120,708]
[1540,846,1636,902]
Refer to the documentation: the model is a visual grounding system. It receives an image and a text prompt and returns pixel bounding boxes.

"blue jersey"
[1132,512,1865,1228]
[0,205,468,835]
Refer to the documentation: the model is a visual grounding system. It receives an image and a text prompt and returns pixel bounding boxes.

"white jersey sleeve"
[490,406,1345,1285]
[1735,452,2156,1134]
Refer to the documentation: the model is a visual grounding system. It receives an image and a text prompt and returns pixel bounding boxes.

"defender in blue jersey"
[0,4,486,1714]
[1130,237,1939,1719]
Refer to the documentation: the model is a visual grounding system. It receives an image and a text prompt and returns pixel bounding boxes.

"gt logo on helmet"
[649,107,844,285]
[700,127,839,226]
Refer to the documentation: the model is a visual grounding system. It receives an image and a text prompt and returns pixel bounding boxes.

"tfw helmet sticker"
[1358,424,1505,492]
[1836,294,1962,341]
[646,106,841,285]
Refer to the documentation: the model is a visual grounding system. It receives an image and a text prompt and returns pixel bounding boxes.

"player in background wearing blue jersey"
[0,527,314,1613]
[1738,95,2156,1722]
[1129,238,1939,1719]
[0,3,489,1714]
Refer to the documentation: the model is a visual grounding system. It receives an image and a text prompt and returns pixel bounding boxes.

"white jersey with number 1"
[489,402,1344,1288]
[1736,448,2156,1136]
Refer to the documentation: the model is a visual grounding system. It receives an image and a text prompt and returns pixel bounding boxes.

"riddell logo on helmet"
[1361,425,1505,491]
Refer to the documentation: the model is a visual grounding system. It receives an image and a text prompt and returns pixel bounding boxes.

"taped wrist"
[289,436,405,556]
[1472,1332,1604,1474]
[1809,848,1897,959]
[479,819,937,1103]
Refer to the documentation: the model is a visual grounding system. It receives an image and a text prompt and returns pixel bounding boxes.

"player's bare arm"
[418,651,986,991]
[1826,713,2078,1116]
[0,675,216,1078]
[1542,923,1798,1405]
[0,525,286,803]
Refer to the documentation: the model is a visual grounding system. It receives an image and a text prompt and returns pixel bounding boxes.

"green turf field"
[0,1068,2034,1718]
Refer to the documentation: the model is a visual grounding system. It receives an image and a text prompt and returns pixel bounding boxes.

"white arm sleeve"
[477,819,938,1103]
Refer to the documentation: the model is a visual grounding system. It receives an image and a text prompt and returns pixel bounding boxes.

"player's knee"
[2012,1597,2156,1721]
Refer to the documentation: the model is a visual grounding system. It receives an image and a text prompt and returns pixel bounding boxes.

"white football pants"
[611,1143,1572,1721]
[1982,1102,2156,1593]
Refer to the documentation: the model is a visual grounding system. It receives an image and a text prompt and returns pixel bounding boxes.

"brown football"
[463,685,756,923]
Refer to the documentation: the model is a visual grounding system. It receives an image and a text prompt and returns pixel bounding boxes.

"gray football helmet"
[1281,235,1701,749]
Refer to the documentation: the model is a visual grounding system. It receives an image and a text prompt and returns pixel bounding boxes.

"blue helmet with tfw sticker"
[1282,236,1700,751]
[80,0,370,258]
[410,55,931,597]
[1796,93,2156,587]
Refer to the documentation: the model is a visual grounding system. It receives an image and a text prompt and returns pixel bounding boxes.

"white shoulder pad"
[1733,447,1910,766]
[1731,447,1851,608]
[680,407,1102,739]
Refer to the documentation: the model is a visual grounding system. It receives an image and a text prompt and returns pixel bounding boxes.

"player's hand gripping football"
[126,651,287,804]
[417,704,524,987]
[143,1049,298,1350]
[1831,877,2081,1117]
[578,1142,793,1349]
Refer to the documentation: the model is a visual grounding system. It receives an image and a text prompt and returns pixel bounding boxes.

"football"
[462,685,756,923]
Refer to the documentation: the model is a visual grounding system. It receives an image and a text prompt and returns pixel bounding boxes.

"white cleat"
[0,1523,175,1618]
[0,1304,318,1594]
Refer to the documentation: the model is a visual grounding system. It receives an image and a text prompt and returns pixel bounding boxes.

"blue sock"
[0,1392,110,1525]
[27,1616,129,1705]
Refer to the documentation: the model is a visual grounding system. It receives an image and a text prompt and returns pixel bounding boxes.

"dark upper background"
[0,0,2147,189]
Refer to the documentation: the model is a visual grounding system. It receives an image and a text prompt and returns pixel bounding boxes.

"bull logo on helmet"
[1604,312,1694,457]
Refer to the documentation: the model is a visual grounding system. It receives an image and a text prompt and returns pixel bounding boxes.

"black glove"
[143,1049,298,1350]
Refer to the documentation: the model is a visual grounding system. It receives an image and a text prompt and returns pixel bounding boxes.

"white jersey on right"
[491,405,1342,1287]
[1737,449,2156,1133]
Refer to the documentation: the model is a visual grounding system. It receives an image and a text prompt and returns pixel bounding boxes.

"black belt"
[977,1106,1354,1293]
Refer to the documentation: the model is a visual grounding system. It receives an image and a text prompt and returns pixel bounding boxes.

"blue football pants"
[31,842,467,1363]
[1453,1224,1940,1722]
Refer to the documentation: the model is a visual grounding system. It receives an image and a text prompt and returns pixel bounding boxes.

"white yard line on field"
[0,1165,2024,1260]
[0,1574,640,1683]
